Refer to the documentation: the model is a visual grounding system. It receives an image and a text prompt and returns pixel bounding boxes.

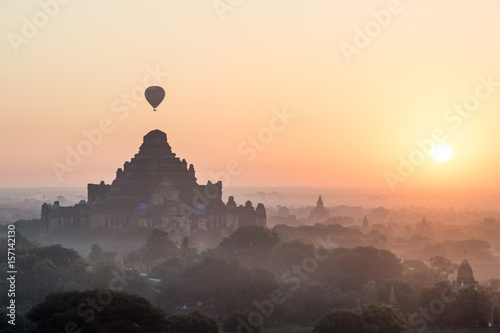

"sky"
[2,0,500,191]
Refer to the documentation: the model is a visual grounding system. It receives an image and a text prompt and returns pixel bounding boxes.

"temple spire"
[361,214,370,233]
[317,195,324,209]
[388,284,399,309]
[309,195,329,222]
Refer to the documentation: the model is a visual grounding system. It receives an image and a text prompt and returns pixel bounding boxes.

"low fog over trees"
[2,190,500,332]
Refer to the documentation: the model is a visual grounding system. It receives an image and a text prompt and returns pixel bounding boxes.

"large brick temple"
[41,129,266,241]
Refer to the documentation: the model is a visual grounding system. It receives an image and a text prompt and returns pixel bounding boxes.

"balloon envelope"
[145,86,165,110]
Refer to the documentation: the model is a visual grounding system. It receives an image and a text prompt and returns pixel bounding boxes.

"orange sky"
[1,0,500,190]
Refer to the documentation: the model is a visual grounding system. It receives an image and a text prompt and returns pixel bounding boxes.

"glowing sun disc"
[431,144,452,162]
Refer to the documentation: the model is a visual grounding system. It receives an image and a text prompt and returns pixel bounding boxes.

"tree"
[223,310,261,333]
[446,286,492,329]
[141,229,177,266]
[158,257,278,317]
[15,254,57,304]
[88,243,117,264]
[30,244,80,267]
[268,240,316,275]
[154,258,186,311]
[377,279,417,315]
[428,256,457,281]
[27,290,169,333]
[14,219,42,240]
[32,259,57,300]
[149,257,185,279]
[217,226,280,269]
[168,309,218,333]
[317,247,403,291]
[416,280,456,329]
[313,308,365,333]
[121,270,157,302]
[420,242,447,260]
[285,281,337,326]
[9,244,85,306]
[56,257,92,291]
[416,281,492,329]
[177,236,198,263]
[362,281,378,303]
[123,250,142,269]
[87,244,122,289]
[402,259,433,290]
[361,303,409,333]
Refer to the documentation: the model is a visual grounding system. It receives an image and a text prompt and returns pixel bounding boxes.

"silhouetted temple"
[453,249,478,287]
[387,284,399,310]
[309,195,329,222]
[415,215,433,238]
[449,251,500,327]
[41,130,266,240]
[361,214,370,233]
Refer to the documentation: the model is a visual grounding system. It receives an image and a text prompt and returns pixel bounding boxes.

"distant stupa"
[361,214,370,233]
[388,284,399,310]
[415,215,433,238]
[309,195,330,222]
[454,249,478,287]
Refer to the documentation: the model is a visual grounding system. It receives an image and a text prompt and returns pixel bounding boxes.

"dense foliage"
[1,225,496,332]
[313,304,409,333]
[26,290,169,333]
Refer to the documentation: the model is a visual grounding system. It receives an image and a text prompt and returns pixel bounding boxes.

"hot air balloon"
[145,86,165,111]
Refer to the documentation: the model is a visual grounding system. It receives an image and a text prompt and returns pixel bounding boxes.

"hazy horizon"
[3,2,500,332]
[3,186,500,211]
[3,1,500,191]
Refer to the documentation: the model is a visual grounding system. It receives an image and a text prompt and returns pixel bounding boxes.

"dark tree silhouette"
[417,281,492,329]
[167,309,218,333]
[217,226,280,268]
[313,308,365,333]
[317,246,403,291]
[27,290,169,333]
[141,229,177,266]
[428,256,457,281]
[361,303,409,333]
[223,310,261,333]
[158,257,277,317]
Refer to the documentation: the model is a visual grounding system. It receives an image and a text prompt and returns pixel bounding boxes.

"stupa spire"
[388,284,399,309]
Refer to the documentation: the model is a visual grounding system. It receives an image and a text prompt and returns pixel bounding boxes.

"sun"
[431,144,452,162]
